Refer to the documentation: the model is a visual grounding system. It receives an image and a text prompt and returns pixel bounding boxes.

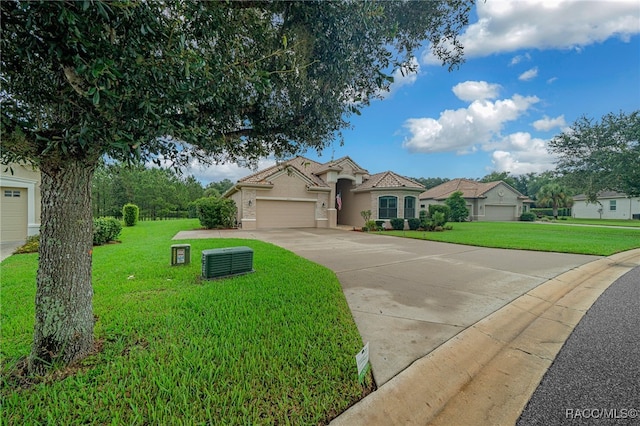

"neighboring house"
[572,191,640,220]
[224,156,425,229]
[419,178,532,221]
[0,163,42,243]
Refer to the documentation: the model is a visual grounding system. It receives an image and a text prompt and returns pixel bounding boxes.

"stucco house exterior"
[572,191,640,220]
[224,156,425,229]
[419,178,532,221]
[0,162,42,243]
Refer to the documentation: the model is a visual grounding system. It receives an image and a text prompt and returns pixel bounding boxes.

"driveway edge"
[330,248,640,426]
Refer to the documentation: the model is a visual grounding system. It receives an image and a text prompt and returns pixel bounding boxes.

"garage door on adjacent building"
[1,187,28,242]
[484,205,517,221]
[256,200,316,228]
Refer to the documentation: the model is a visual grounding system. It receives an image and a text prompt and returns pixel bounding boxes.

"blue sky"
[188,0,640,185]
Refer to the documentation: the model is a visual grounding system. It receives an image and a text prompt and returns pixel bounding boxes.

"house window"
[4,190,20,197]
[404,196,416,219]
[379,196,397,219]
[610,200,616,211]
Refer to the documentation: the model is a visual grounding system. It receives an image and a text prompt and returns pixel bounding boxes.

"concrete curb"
[330,248,640,426]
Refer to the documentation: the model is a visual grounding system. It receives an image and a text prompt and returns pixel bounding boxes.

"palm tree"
[537,184,572,219]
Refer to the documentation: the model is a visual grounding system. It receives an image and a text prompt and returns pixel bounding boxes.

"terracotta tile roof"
[356,171,425,191]
[420,178,504,200]
[238,156,329,188]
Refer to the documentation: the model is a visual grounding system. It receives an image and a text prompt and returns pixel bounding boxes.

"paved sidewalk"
[0,241,23,262]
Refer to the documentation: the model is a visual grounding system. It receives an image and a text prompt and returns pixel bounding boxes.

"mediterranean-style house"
[419,178,533,221]
[0,162,42,243]
[572,191,640,220]
[224,156,425,229]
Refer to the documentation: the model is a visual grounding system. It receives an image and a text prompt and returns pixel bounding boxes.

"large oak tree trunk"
[28,159,96,374]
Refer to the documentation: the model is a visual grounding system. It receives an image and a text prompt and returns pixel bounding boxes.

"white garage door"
[485,205,517,221]
[1,187,28,242]
[256,200,316,228]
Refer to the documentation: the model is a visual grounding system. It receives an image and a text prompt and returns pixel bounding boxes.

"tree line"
[91,163,234,219]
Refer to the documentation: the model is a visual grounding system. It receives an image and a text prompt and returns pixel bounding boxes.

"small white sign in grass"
[356,342,370,384]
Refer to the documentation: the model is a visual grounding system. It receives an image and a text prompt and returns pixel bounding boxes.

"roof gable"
[420,179,524,200]
[237,156,328,188]
[355,171,425,191]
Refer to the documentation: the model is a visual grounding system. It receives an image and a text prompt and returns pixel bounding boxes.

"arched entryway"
[335,178,355,226]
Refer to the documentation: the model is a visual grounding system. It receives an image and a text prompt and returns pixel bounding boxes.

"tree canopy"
[2,0,472,169]
[549,110,640,201]
[0,0,473,373]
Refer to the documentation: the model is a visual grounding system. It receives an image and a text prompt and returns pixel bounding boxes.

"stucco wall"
[573,197,640,220]
[0,163,42,239]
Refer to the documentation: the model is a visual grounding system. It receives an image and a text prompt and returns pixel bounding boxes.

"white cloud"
[184,158,276,185]
[380,57,420,99]
[452,81,501,101]
[533,115,567,131]
[518,67,538,81]
[489,132,557,174]
[509,53,532,65]
[423,0,640,63]
[403,94,539,154]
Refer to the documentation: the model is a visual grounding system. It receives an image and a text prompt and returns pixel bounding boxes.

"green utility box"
[171,244,191,266]
[202,246,254,279]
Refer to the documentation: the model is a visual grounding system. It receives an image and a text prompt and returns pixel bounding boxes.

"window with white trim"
[609,200,616,211]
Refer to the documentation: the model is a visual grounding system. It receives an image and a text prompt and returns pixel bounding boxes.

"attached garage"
[256,200,316,228]
[484,205,517,221]
[1,187,28,242]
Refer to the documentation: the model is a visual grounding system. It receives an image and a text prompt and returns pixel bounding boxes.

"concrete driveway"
[174,227,599,385]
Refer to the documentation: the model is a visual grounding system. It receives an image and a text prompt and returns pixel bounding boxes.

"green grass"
[383,221,640,255]
[561,218,640,227]
[1,219,372,425]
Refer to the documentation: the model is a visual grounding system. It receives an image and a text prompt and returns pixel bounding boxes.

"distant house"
[572,191,640,220]
[224,156,425,229]
[419,178,532,221]
[0,163,42,243]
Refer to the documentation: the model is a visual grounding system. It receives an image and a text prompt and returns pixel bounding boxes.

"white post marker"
[355,342,370,384]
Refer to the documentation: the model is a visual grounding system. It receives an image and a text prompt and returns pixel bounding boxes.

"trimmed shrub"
[419,209,429,228]
[432,211,447,228]
[122,203,139,226]
[364,220,378,231]
[375,220,385,228]
[428,204,450,223]
[408,218,421,230]
[93,217,122,245]
[195,197,237,229]
[390,218,405,230]
[14,234,40,254]
[520,212,536,222]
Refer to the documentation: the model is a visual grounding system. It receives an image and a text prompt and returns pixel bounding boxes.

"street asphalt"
[517,265,640,425]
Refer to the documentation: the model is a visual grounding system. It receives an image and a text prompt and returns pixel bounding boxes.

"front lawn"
[561,218,640,227]
[383,221,640,255]
[1,219,372,424]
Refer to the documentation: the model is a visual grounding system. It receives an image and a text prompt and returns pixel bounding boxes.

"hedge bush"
[93,217,123,245]
[520,212,536,222]
[122,203,139,226]
[428,204,451,223]
[195,197,237,229]
[408,218,421,230]
[390,218,405,230]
